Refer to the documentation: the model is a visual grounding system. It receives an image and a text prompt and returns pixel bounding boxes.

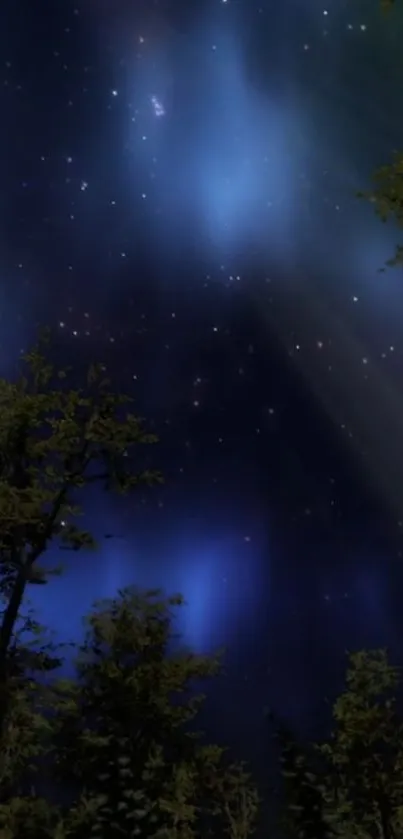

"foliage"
[51,587,259,839]
[0,602,66,799]
[380,0,395,13]
[359,0,401,266]
[318,650,403,839]
[0,794,59,839]
[0,588,259,839]
[273,716,330,839]
[358,152,403,269]
[275,650,403,839]
[0,619,72,837]
[0,329,162,727]
[0,791,109,839]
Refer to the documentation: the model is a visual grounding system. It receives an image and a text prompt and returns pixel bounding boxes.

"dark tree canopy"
[360,0,402,266]
[0,330,162,729]
[0,589,259,839]
[276,650,403,839]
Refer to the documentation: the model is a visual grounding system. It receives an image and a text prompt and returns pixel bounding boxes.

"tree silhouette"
[0,329,162,735]
[319,650,403,839]
[270,713,330,839]
[359,0,402,267]
[0,589,259,839]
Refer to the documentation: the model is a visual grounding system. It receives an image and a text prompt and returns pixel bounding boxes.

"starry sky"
[3,0,403,767]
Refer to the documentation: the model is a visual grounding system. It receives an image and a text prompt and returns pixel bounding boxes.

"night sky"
[3,0,403,768]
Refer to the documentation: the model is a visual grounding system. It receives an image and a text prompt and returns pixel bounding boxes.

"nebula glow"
[125,14,311,263]
[123,4,399,282]
[26,521,265,656]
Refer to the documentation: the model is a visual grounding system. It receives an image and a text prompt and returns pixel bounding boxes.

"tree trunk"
[378,799,394,839]
[0,570,27,736]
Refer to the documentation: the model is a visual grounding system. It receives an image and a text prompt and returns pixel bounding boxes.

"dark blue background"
[2,0,403,775]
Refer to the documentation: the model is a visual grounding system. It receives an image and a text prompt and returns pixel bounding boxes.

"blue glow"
[122,6,401,294]
[24,520,266,656]
[126,17,308,263]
